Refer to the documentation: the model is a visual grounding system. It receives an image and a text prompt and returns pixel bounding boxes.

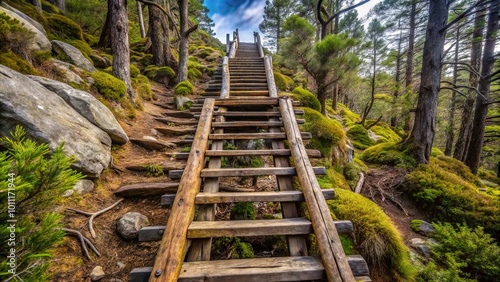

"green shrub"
[405,156,500,237]
[143,164,164,177]
[301,108,345,157]
[419,223,500,281]
[174,80,194,96]
[291,86,321,112]
[212,237,255,259]
[230,202,256,220]
[274,72,295,91]
[346,125,376,150]
[130,64,140,78]
[46,14,84,41]
[0,126,83,281]
[361,142,417,168]
[91,71,126,100]
[328,189,416,280]
[0,12,35,59]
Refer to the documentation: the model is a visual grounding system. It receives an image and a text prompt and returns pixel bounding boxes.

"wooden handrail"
[148,98,215,282]
[254,32,264,58]
[279,97,356,282]
[220,56,230,98]
[264,55,278,97]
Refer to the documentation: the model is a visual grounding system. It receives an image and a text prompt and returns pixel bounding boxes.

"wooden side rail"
[148,99,215,282]
[280,97,356,282]
[220,56,230,98]
[264,55,278,97]
[254,31,264,57]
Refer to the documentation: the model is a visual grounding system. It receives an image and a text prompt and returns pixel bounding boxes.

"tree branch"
[61,228,101,260]
[440,0,488,32]
[136,0,180,39]
[326,0,371,26]
[442,61,482,78]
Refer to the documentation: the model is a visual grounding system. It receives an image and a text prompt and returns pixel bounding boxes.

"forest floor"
[49,81,424,281]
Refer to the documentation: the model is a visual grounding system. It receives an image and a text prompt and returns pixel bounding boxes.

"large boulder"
[28,76,129,144]
[0,65,111,177]
[48,58,86,85]
[0,2,46,35]
[0,7,51,52]
[51,40,97,72]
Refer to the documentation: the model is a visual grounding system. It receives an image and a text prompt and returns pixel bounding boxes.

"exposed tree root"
[66,198,124,238]
[363,169,408,216]
[61,228,101,260]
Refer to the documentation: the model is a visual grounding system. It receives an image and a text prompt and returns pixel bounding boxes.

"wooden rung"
[155,127,196,136]
[154,118,198,126]
[161,189,336,205]
[200,167,326,177]
[129,256,370,281]
[208,132,312,140]
[204,149,321,158]
[195,109,305,118]
[214,98,279,106]
[140,220,352,241]
[212,121,283,127]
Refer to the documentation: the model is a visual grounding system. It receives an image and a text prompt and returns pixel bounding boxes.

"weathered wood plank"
[204,149,321,158]
[169,166,326,179]
[161,190,336,205]
[155,118,198,126]
[211,121,283,127]
[114,182,179,197]
[264,55,278,97]
[155,127,196,136]
[213,98,300,106]
[130,256,369,281]
[280,97,355,281]
[208,132,312,140]
[210,109,304,117]
[148,98,215,282]
[162,111,194,118]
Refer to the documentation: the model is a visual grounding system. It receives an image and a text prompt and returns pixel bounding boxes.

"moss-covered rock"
[41,0,60,14]
[343,158,368,189]
[274,72,295,91]
[346,125,376,150]
[0,50,38,75]
[46,14,84,41]
[328,189,416,279]
[132,75,154,101]
[368,122,402,143]
[337,103,361,126]
[301,108,345,158]
[130,64,140,78]
[361,142,417,169]
[290,86,321,112]
[90,71,126,101]
[174,80,194,96]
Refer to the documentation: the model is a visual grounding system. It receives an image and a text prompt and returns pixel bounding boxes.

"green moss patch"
[328,189,416,279]
[290,86,321,112]
[0,50,38,75]
[301,108,345,157]
[174,80,194,96]
[230,202,256,220]
[46,14,84,41]
[274,72,295,91]
[212,237,254,259]
[346,125,376,150]
[361,142,417,169]
[368,122,402,143]
[337,103,361,126]
[91,71,126,100]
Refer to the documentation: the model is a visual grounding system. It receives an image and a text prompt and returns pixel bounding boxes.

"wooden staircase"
[130,33,370,282]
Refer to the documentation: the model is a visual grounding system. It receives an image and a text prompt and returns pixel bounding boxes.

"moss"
[139,54,153,65]
[368,122,402,143]
[58,39,93,62]
[144,65,159,79]
[46,14,84,41]
[83,33,98,47]
[347,125,376,150]
[328,189,416,279]
[4,1,49,28]
[188,68,202,80]
[478,168,500,184]
[343,158,368,189]
[0,11,35,58]
[290,86,321,112]
[405,156,500,238]
[133,75,154,101]
[301,108,345,157]
[230,202,256,220]
[143,164,164,177]
[326,167,350,190]
[130,64,140,78]
[361,142,417,169]
[90,71,126,101]
[0,51,38,75]
[337,103,361,126]
[431,147,444,157]
[158,66,175,78]
[41,0,60,14]
[274,72,295,91]
[212,237,254,259]
[410,219,424,233]
[174,80,194,96]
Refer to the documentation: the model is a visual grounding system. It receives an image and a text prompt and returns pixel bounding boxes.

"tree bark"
[361,40,377,127]
[465,0,500,173]
[98,0,113,48]
[111,0,135,100]
[137,1,146,38]
[31,0,42,11]
[391,19,403,127]
[54,0,65,12]
[444,28,460,156]
[178,0,189,82]
[453,8,485,161]
[148,0,170,67]
[407,0,449,164]
[402,1,417,132]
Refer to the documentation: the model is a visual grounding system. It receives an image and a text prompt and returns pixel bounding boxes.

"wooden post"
[264,55,277,97]
[149,99,215,282]
[136,1,146,38]
[257,33,264,58]
[279,97,356,282]
[226,34,230,54]
[220,56,230,98]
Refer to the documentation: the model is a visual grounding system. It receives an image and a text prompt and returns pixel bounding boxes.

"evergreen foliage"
[0,12,35,59]
[0,126,83,281]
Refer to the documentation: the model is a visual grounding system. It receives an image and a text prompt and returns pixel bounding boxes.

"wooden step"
[154,117,198,125]
[130,256,370,281]
[161,189,336,205]
[208,132,312,140]
[209,110,304,117]
[204,148,320,157]
[130,138,176,151]
[213,98,298,106]
[162,111,194,118]
[155,127,196,136]
[168,166,325,179]
[230,90,269,96]
[114,182,179,197]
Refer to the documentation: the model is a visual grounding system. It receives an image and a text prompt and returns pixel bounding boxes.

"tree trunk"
[137,1,146,38]
[402,1,417,132]
[318,83,328,115]
[148,0,170,67]
[31,0,41,11]
[178,0,189,82]
[391,20,403,127]
[331,83,339,111]
[454,8,485,161]
[276,6,281,52]
[465,0,500,174]
[444,28,460,156]
[98,0,113,48]
[407,0,449,164]
[54,0,65,11]
[361,43,377,127]
[111,0,135,100]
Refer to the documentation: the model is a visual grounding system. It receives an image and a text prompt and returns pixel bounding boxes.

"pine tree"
[259,0,294,52]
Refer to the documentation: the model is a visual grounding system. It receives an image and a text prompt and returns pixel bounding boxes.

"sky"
[204,0,382,43]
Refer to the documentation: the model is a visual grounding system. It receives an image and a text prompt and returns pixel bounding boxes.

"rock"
[410,238,426,246]
[413,220,435,236]
[0,7,51,52]
[116,212,149,240]
[175,96,193,110]
[73,179,94,195]
[28,76,129,144]
[367,129,381,141]
[0,65,111,177]
[1,2,46,35]
[116,262,126,271]
[49,59,85,85]
[414,244,431,258]
[62,189,74,198]
[89,53,112,69]
[51,40,97,72]
[345,140,355,163]
[90,266,105,281]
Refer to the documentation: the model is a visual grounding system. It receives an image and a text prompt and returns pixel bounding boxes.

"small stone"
[90,266,105,281]
[150,129,159,136]
[478,188,487,192]
[416,220,435,236]
[73,179,94,195]
[175,96,192,110]
[116,261,126,271]
[116,212,149,240]
[62,189,74,198]
[410,238,426,247]
[414,244,431,258]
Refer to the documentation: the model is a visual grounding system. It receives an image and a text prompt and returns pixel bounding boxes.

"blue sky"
[204,0,382,43]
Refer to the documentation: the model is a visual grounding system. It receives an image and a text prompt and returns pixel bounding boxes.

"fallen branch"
[66,198,124,238]
[354,172,365,194]
[61,228,101,260]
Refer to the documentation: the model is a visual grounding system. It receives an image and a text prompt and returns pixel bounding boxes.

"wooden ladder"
[130,40,370,282]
